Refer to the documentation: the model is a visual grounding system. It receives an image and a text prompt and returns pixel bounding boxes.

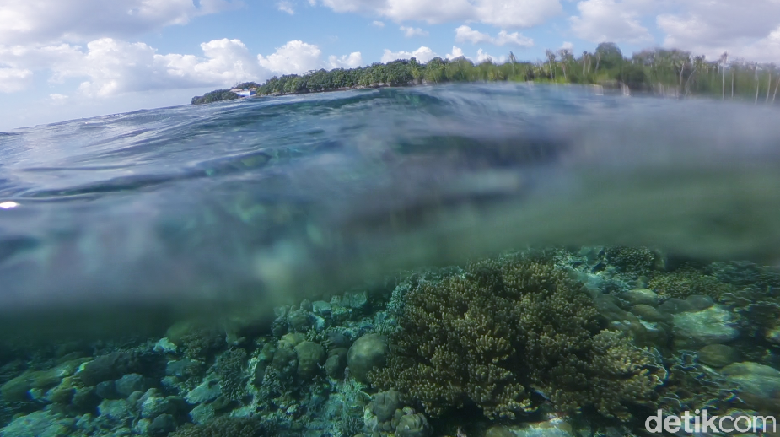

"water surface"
[2,83,779,336]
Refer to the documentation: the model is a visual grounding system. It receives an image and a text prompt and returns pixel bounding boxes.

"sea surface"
[1,83,780,334]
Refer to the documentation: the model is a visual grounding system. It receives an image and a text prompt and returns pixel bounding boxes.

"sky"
[1,0,780,131]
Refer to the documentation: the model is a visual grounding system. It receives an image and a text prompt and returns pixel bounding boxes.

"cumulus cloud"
[561,41,574,51]
[328,51,364,68]
[257,40,323,75]
[474,0,563,28]
[58,38,265,97]
[277,1,295,14]
[569,0,654,44]
[0,67,33,93]
[476,48,506,63]
[446,46,466,59]
[0,0,242,45]
[372,20,385,27]
[0,37,365,97]
[656,0,780,61]
[318,0,562,28]
[444,46,504,63]
[400,26,428,37]
[0,43,83,73]
[564,0,780,61]
[381,46,437,63]
[455,25,533,47]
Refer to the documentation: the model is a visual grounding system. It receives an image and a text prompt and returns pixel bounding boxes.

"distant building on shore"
[230,88,256,97]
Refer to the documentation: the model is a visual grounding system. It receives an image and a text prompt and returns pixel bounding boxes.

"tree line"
[191,42,780,104]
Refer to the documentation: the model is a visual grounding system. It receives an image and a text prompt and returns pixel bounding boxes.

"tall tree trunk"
[679,63,684,89]
[772,77,779,104]
[767,71,772,103]
[756,67,760,104]
[731,70,734,99]
[594,54,600,74]
[684,66,697,96]
[722,66,725,100]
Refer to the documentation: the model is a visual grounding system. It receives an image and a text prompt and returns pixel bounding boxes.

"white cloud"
[328,51,364,68]
[564,0,780,61]
[49,93,68,104]
[162,39,266,88]
[277,1,295,14]
[0,67,33,93]
[400,26,428,37]
[0,38,263,97]
[561,41,574,51]
[257,40,323,75]
[476,48,506,63]
[0,0,242,45]
[455,25,492,45]
[476,49,492,62]
[1,37,364,98]
[381,46,437,62]
[318,0,562,28]
[474,0,563,28]
[372,20,385,27]
[74,38,262,97]
[455,25,534,47]
[656,0,780,61]
[569,0,654,44]
[446,46,466,59]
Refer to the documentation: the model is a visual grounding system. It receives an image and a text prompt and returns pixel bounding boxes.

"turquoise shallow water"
[2,84,780,436]
[1,84,780,331]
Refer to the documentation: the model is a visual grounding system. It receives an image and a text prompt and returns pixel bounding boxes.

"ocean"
[1,84,780,436]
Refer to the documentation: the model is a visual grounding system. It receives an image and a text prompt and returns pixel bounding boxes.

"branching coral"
[216,348,249,401]
[370,255,665,421]
[648,269,733,300]
[604,246,661,274]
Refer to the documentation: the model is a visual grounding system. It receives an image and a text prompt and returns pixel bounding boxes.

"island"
[192,42,780,105]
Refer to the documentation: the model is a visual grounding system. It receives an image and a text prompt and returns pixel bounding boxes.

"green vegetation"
[192,42,780,105]
[191,88,241,105]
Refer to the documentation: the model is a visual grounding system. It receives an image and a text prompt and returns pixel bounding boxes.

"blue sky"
[1,0,779,131]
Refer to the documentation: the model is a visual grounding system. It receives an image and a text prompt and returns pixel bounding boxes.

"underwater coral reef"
[2,246,780,437]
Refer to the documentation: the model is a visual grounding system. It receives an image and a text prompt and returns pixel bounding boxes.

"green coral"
[370,254,665,421]
[170,417,268,437]
[604,246,661,274]
[166,321,226,359]
[216,348,249,401]
[648,269,733,300]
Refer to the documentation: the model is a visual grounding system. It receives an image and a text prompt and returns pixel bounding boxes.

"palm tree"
[754,63,761,104]
[719,52,728,99]
[557,49,574,81]
[684,55,704,95]
[545,50,556,81]
[508,51,517,76]
[582,51,590,76]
